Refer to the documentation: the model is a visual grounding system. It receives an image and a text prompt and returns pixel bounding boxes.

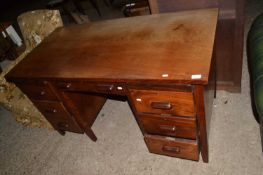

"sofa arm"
[254,77,263,119]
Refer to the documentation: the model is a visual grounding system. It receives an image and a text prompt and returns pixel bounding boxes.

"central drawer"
[138,114,197,139]
[54,81,127,95]
[129,89,195,117]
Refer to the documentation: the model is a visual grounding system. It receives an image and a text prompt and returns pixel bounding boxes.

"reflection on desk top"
[6,8,218,85]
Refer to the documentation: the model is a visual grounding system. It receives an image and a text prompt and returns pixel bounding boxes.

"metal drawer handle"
[162,146,181,154]
[159,125,176,131]
[151,102,172,110]
[40,91,45,96]
[45,109,57,114]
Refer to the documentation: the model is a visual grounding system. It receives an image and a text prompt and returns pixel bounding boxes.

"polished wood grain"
[129,89,195,117]
[194,85,208,162]
[55,81,127,96]
[138,114,197,139]
[6,8,218,85]
[148,0,244,92]
[32,101,72,119]
[5,9,217,162]
[144,134,199,160]
[16,81,59,101]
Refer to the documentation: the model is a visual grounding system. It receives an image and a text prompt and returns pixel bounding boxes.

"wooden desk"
[5,8,218,162]
[148,0,245,92]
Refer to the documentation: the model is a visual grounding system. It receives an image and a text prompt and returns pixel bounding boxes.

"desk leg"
[58,91,106,141]
[194,85,209,163]
[58,129,66,136]
[84,127,97,141]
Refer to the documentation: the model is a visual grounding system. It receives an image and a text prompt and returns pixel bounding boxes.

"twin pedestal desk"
[6,9,218,162]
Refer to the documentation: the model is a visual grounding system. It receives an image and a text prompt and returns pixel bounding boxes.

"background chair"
[46,0,90,24]
[17,9,63,51]
[0,10,64,129]
[247,13,263,152]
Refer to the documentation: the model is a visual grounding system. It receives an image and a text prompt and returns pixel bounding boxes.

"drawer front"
[129,89,195,117]
[17,81,58,101]
[144,135,199,161]
[33,101,71,119]
[33,101,82,133]
[55,81,126,95]
[45,116,83,133]
[138,114,197,139]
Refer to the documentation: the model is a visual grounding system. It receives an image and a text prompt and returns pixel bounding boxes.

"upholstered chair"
[0,10,63,128]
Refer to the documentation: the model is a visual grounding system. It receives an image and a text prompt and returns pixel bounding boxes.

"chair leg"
[103,0,110,6]
[72,0,87,15]
[89,0,102,16]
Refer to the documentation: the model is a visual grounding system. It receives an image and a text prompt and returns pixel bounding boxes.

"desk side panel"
[59,91,107,128]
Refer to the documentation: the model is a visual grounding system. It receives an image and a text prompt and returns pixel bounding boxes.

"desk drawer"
[32,101,82,133]
[139,114,197,139]
[54,81,126,95]
[17,81,59,101]
[33,101,71,119]
[129,89,195,117]
[45,115,83,133]
[144,135,199,161]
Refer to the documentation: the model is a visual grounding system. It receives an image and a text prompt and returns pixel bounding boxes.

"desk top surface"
[7,8,218,84]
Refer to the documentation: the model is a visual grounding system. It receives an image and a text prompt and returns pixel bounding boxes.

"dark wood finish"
[149,0,218,13]
[16,81,59,101]
[129,89,195,117]
[204,51,216,136]
[32,101,73,120]
[144,134,199,160]
[59,91,107,141]
[148,0,244,92]
[193,85,208,162]
[6,9,217,85]
[55,81,127,96]
[138,114,197,139]
[32,100,83,133]
[5,9,217,162]
[232,0,245,92]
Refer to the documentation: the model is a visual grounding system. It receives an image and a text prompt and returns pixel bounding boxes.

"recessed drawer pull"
[162,145,181,154]
[151,102,172,110]
[65,83,71,88]
[43,81,48,85]
[96,84,114,91]
[58,122,69,128]
[159,125,176,131]
[58,82,71,89]
[45,109,58,114]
